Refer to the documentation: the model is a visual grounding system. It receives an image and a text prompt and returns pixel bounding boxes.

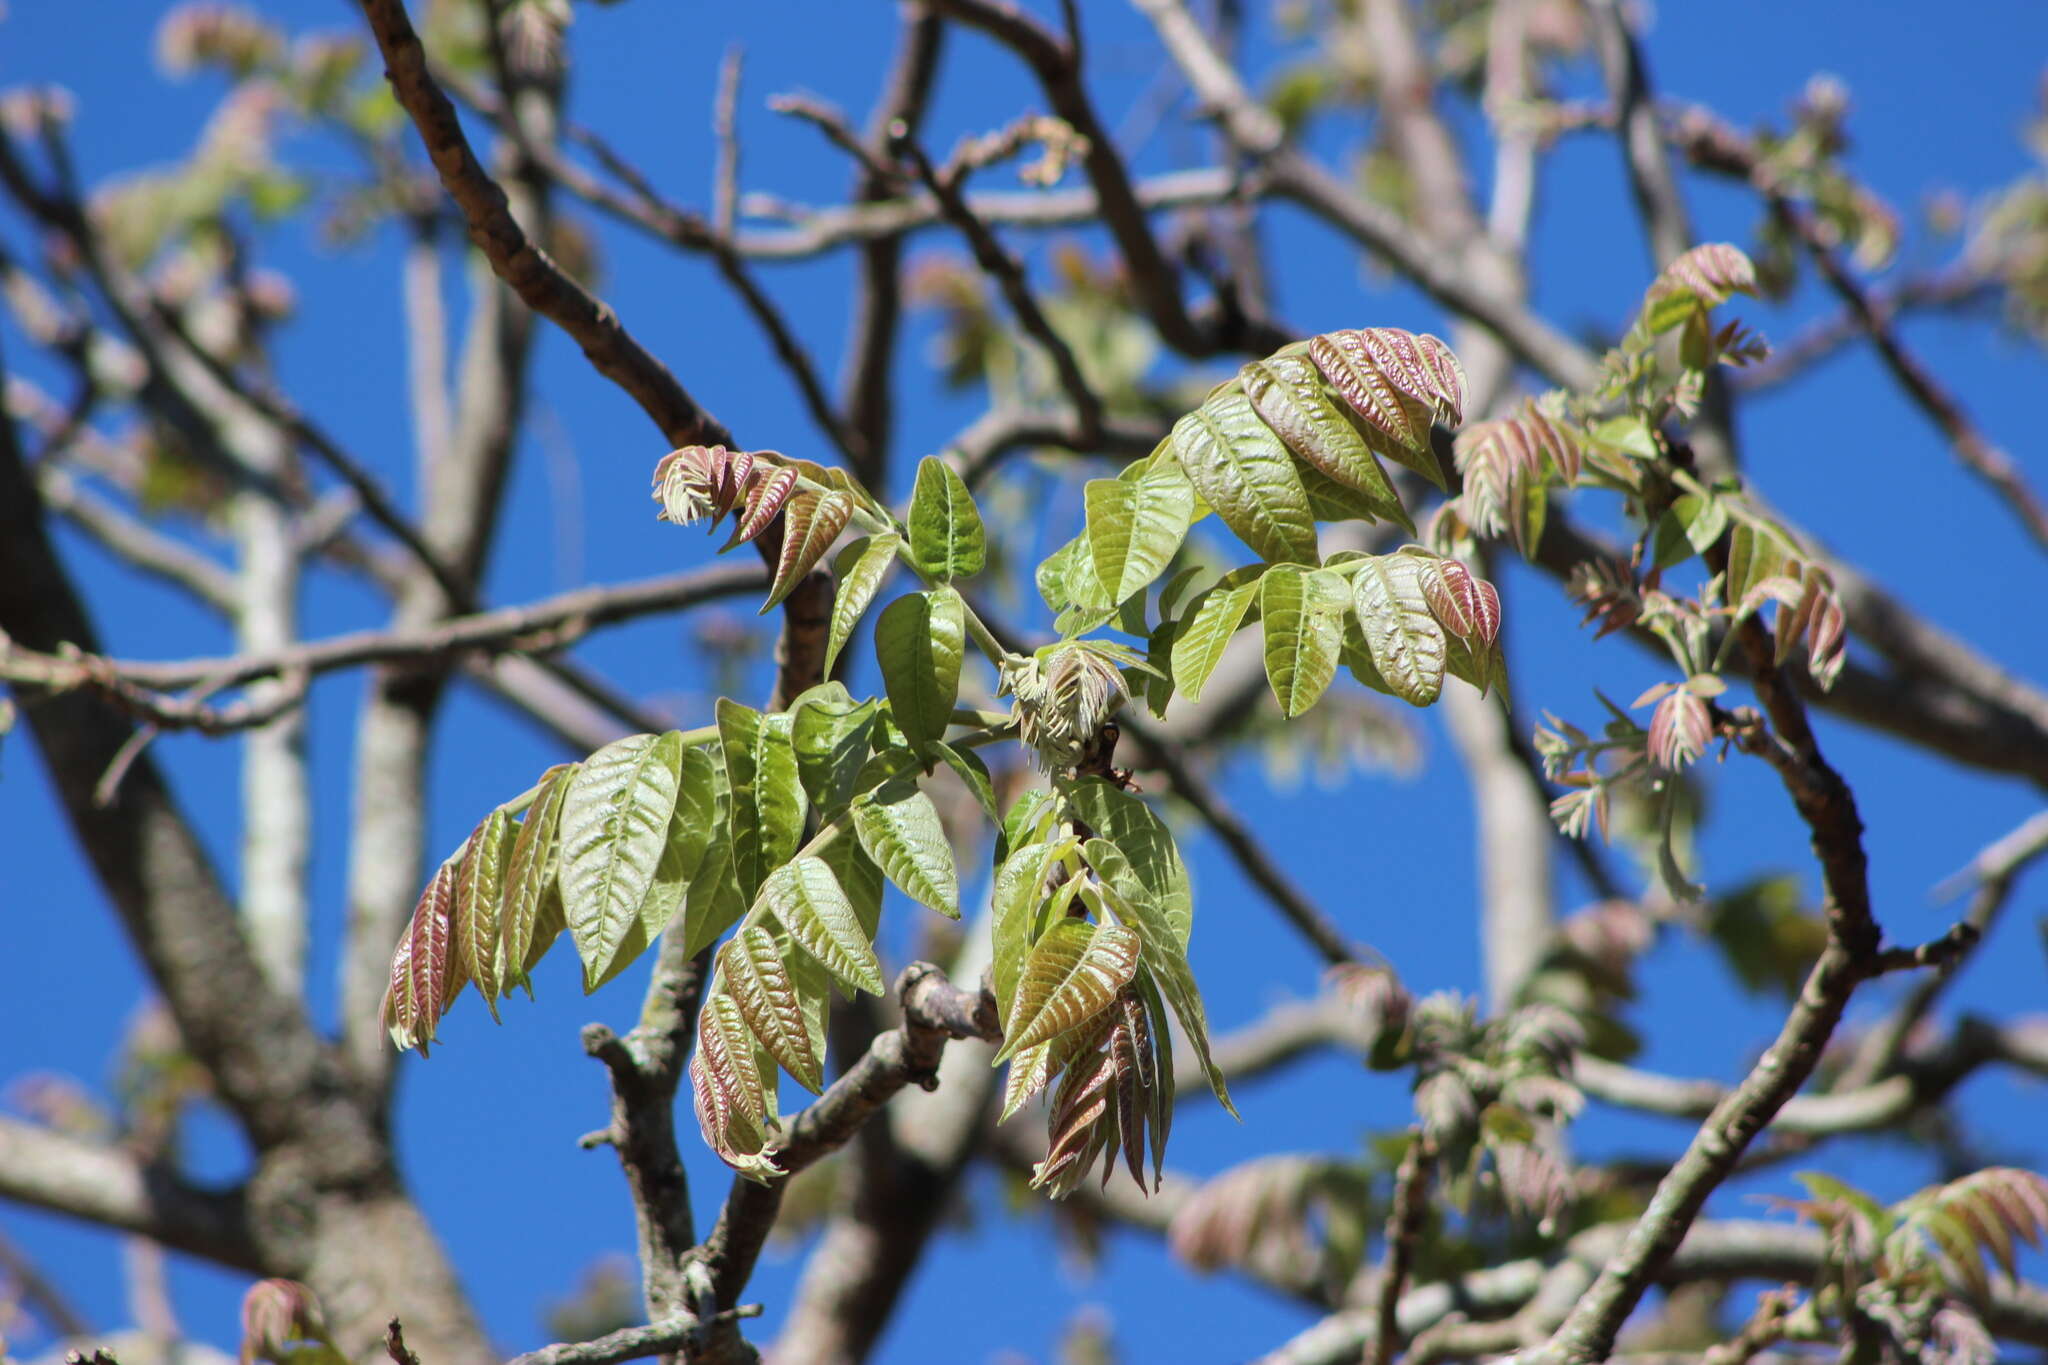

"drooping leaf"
[452,807,516,1021]
[1168,569,1263,703]
[1241,352,1408,523]
[691,989,771,1170]
[815,827,886,944]
[823,533,900,676]
[1084,458,1197,605]
[1064,778,1192,946]
[998,918,1142,1061]
[764,489,854,611]
[1419,555,1502,647]
[907,455,986,581]
[1087,845,1234,1116]
[1643,242,1758,332]
[852,778,960,919]
[720,924,824,1093]
[501,763,575,991]
[408,859,461,1052]
[756,855,884,996]
[717,700,807,901]
[560,731,684,989]
[991,837,1075,1026]
[1351,554,1447,706]
[1170,392,1318,564]
[1259,564,1347,718]
[874,587,965,750]
[789,683,879,815]
[930,739,1000,825]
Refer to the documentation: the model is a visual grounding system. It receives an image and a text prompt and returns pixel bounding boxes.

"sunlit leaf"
[1169,569,1263,702]
[789,683,880,815]
[1084,457,1197,605]
[561,731,684,990]
[823,533,899,677]
[720,923,823,1093]
[875,587,965,750]
[908,455,986,581]
[1351,554,1447,706]
[502,763,575,992]
[764,489,854,611]
[452,807,516,1021]
[1170,392,1318,564]
[1241,351,1408,524]
[1308,329,1462,486]
[757,855,884,996]
[997,918,1142,1061]
[1259,563,1347,718]
[1064,778,1191,946]
[717,700,807,901]
[852,778,960,919]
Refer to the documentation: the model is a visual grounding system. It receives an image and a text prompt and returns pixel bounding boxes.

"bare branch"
[504,1308,765,1365]
[1368,1132,1434,1365]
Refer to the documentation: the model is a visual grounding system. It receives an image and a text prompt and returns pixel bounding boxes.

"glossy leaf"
[1308,329,1462,486]
[764,489,854,611]
[789,683,879,815]
[931,739,1000,825]
[1351,554,1447,706]
[991,837,1075,1026]
[560,731,684,989]
[853,778,960,919]
[1169,570,1263,702]
[680,836,749,961]
[1259,564,1347,718]
[1241,352,1407,522]
[451,807,515,1021]
[1170,392,1318,564]
[823,533,899,676]
[720,923,823,1093]
[1084,458,1196,605]
[908,455,986,581]
[999,918,1142,1061]
[757,855,884,996]
[691,990,771,1169]
[874,587,965,750]
[1065,778,1192,946]
[502,763,575,991]
[717,700,807,901]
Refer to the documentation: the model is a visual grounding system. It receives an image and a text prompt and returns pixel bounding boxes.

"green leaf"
[908,455,986,581]
[996,917,1142,1061]
[1087,863,1234,1116]
[823,533,899,676]
[853,778,961,919]
[680,836,749,960]
[930,739,1000,825]
[756,855,884,996]
[991,837,1076,1026]
[717,700,807,901]
[764,489,854,611]
[1133,963,1176,1179]
[874,587,965,750]
[720,924,824,1093]
[1589,414,1660,461]
[561,731,685,989]
[1169,569,1264,702]
[1064,778,1192,946]
[1170,392,1318,564]
[1725,520,1796,606]
[1084,458,1197,605]
[451,808,515,1021]
[815,828,885,944]
[636,745,719,948]
[998,787,1057,866]
[1651,494,1730,571]
[1259,564,1347,717]
[1351,554,1447,706]
[1241,352,1407,523]
[501,763,575,989]
[790,683,879,814]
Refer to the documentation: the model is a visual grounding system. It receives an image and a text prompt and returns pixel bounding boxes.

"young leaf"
[1240,351,1407,520]
[1087,859,1234,1116]
[815,828,886,944]
[852,778,961,919]
[998,918,1142,1061]
[874,587,965,750]
[680,837,749,961]
[1308,329,1462,487]
[1170,392,1318,564]
[1259,564,1347,718]
[501,763,575,990]
[1084,458,1197,605]
[930,739,1001,825]
[991,837,1076,1025]
[1351,554,1447,706]
[1169,570,1264,702]
[1064,778,1192,946]
[405,859,461,1052]
[789,684,879,815]
[720,923,824,1093]
[823,532,899,676]
[452,807,516,1021]
[560,731,685,989]
[692,989,771,1152]
[717,700,808,901]
[757,855,884,996]
[908,455,986,581]
[762,489,854,612]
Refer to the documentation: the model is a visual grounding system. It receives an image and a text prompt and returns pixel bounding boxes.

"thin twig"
[1368,1131,1434,1365]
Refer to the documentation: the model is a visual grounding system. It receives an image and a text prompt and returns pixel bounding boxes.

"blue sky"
[3,1,2046,1360]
